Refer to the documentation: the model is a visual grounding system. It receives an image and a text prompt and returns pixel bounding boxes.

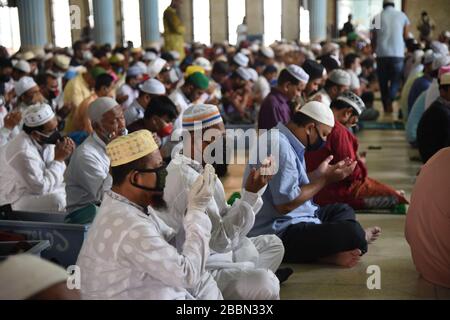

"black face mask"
[37,130,63,145]
[131,165,168,193]
[306,127,326,152]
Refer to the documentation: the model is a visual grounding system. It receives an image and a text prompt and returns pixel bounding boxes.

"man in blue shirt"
[371,0,410,113]
[244,101,381,268]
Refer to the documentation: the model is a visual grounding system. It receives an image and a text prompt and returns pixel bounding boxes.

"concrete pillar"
[69,0,90,42]
[309,0,327,42]
[16,0,48,51]
[140,0,160,48]
[246,0,264,37]
[179,0,193,43]
[210,0,227,43]
[93,0,116,46]
[282,0,300,41]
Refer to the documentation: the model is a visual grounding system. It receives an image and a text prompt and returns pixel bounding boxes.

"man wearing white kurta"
[65,97,127,224]
[161,104,284,300]
[0,103,75,212]
[77,130,222,300]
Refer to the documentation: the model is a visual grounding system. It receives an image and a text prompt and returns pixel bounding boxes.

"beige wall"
[210,0,227,43]
[246,0,264,36]
[403,0,450,39]
[282,0,300,41]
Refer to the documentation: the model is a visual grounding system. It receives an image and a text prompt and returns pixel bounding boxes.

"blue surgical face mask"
[306,127,326,152]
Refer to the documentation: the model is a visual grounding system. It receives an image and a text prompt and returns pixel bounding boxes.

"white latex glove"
[187,164,217,213]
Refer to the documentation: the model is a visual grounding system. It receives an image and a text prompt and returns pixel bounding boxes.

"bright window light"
[228,0,246,45]
[263,0,281,45]
[0,1,21,53]
[193,0,210,45]
[159,0,172,34]
[122,0,142,47]
[52,0,72,48]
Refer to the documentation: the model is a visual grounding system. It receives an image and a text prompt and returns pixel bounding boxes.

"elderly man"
[0,103,74,212]
[162,104,283,300]
[258,65,309,131]
[124,79,166,127]
[311,69,351,107]
[0,76,43,147]
[65,97,127,224]
[246,101,381,267]
[77,130,222,300]
[306,91,408,210]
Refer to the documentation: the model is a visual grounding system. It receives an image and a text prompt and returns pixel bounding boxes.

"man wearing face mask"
[245,101,381,268]
[344,53,362,96]
[116,66,144,110]
[0,103,74,212]
[170,72,210,131]
[305,92,409,210]
[124,78,167,127]
[0,77,44,147]
[65,97,127,224]
[70,41,89,67]
[36,73,60,111]
[301,59,326,101]
[77,130,222,300]
[258,65,309,131]
[162,104,284,300]
[311,69,351,107]
[128,96,179,160]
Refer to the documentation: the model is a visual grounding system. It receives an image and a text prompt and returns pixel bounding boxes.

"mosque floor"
[221,121,450,300]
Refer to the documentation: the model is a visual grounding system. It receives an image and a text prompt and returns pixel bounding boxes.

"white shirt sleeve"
[117,210,212,289]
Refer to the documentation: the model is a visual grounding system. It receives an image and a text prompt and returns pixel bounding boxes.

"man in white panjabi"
[161,104,284,300]
[0,103,75,212]
[76,130,222,300]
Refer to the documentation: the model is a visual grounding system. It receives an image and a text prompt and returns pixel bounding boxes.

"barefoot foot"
[319,249,362,268]
[366,226,382,244]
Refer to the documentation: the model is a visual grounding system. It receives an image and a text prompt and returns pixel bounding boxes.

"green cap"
[347,32,358,42]
[90,67,107,79]
[187,72,210,90]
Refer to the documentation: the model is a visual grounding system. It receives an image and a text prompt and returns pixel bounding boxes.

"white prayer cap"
[328,69,351,87]
[286,64,310,83]
[15,76,38,97]
[54,54,70,71]
[431,41,449,56]
[44,43,54,51]
[247,68,259,82]
[240,48,251,56]
[23,103,55,127]
[139,78,166,95]
[261,46,275,59]
[13,60,31,74]
[21,51,36,61]
[423,49,435,65]
[336,91,366,115]
[299,101,335,127]
[134,61,148,74]
[233,52,249,67]
[143,51,157,62]
[193,57,212,72]
[0,254,69,300]
[44,53,54,62]
[148,58,167,78]
[236,67,252,81]
[169,50,181,60]
[432,54,450,71]
[88,97,119,124]
[183,104,223,131]
[127,65,144,78]
[321,42,340,56]
[250,43,260,53]
[33,48,46,61]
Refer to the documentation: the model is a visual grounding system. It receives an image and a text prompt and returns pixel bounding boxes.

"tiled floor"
[221,127,450,300]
